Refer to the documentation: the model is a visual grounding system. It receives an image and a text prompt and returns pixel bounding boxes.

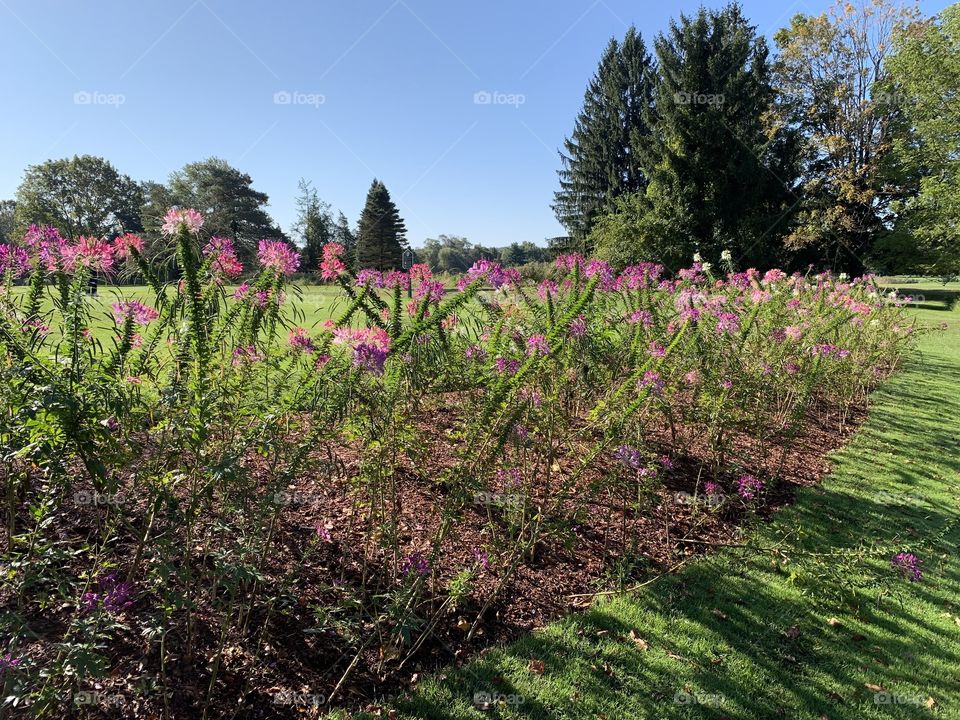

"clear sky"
[0,0,952,247]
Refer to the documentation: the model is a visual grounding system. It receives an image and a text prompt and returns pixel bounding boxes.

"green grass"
[377,303,960,719]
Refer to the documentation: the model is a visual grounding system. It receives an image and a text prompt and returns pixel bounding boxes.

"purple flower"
[614,445,642,470]
[704,481,719,495]
[659,456,674,470]
[526,334,549,357]
[81,572,135,615]
[568,315,588,338]
[316,524,332,542]
[736,474,763,501]
[0,653,22,673]
[494,357,519,376]
[473,549,491,571]
[353,343,388,375]
[891,552,922,582]
[401,552,430,577]
[465,345,487,361]
[647,341,666,358]
[639,370,665,396]
[715,312,741,335]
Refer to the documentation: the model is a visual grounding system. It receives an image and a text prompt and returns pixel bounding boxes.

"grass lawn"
[375,304,960,718]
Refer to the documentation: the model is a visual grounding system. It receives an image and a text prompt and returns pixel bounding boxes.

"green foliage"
[13,155,142,240]
[355,178,408,270]
[553,27,654,248]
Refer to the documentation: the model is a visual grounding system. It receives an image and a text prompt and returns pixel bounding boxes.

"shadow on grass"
[383,341,960,720]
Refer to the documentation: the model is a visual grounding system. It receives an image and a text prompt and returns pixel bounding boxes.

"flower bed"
[0,213,914,717]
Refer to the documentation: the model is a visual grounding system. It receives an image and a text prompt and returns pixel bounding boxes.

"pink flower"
[736,474,763,500]
[785,325,804,341]
[257,240,300,275]
[288,327,314,353]
[111,300,159,326]
[568,315,587,338]
[414,281,445,303]
[112,233,144,260]
[494,357,519,375]
[639,370,665,395]
[626,309,653,328]
[62,236,114,272]
[762,269,786,284]
[0,244,30,278]
[161,208,204,237]
[233,282,251,300]
[319,242,346,280]
[233,345,265,365]
[526,334,549,357]
[203,237,243,278]
[647,341,666,358]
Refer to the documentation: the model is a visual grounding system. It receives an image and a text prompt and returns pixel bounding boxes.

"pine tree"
[553,27,654,250]
[293,179,333,271]
[637,3,800,268]
[332,211,357,269]
[355,179,407,270]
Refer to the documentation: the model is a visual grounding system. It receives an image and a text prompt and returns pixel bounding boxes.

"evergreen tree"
[598,3,799,269]
[292,179,333,271]
[553,27,654,249]
[332,211,357,269]
[355,179,407,270]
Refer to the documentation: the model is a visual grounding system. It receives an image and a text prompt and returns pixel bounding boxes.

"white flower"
[701,262,713,273]
[720,250,732,262]
[693,252,703,263]
[839,272,849,281]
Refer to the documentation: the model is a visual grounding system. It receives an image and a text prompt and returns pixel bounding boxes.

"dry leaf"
[528,659,546,675]
[628,630,649,650]
[926,697,936,709]
[827,617,841,627]
[712,608,728,620]
[786,624,801,639]
[864,683,885,692]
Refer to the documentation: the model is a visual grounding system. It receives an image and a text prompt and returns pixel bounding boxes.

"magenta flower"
[704,481,719,495]
[0,653,22,673]
[81,572,135,615]
[112,233,144,260]
[639,370,665,396]
[161,207,204,237]
[319,242,346,280]
[232,345,265,365]
[356,268,384,288]
[401,552,430,577]
[647,341,666,358]
[315,524,333,542]
[257,240,300,275]
[473,549,491,571]
[891,552,922,582]
[614,444,642,470]
[626,309,653,327]
[288,327,314,353]
[62,236,114,272]
[0,244,30,278]
[233,282,251,300]
[494,357,519,376]
[526,334,549,357]
[353,344,388,375]
[568,315,587,338]
[720,379,733,390]
[111,300,159,326]
[465,345,487,361]
[715,312,741,335]
[414,280,445,303]
[203,236,243,278]
[736,474,763,501]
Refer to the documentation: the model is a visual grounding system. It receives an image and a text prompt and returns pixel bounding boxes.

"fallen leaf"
[528,659,546,675]
[827,617,841,627]
[628,630,649,650]
[864,683,885,692]
[926,697,936,709]
[712,608,728,620]
[786,624,801,639]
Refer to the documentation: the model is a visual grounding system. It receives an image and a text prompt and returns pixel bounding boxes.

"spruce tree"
[355,179,407,270]
[638,3,800,268]
[553,27,654,250]
[293,179,333,270]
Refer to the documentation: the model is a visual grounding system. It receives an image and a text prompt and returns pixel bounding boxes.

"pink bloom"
[494,357,519,375]
[233,282,251,300]
[112,233,144,260]
[784,325,804,341]
[0,244,30,278]
[288,327,314,353]
[414,281,445,303]
[626,309,653,328]
[203,237,243,278]
[161,208,204,237]
[647,341,666,358]
[409,263,432,283]
[257,240,300,275]
[736,474,763,500]
[568,315,587,338]
[111,300,159,326]
[639,370,665,395]
[319,242,346,280]
[62,236,114,273]
[762,269,787,285]
[356,268,384,287]
[526,334,549,357]
[704,481,719,495]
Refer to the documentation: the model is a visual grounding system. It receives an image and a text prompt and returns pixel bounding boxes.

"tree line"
[554,0,960,276]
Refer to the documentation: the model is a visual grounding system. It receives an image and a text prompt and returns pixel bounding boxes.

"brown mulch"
[1,395,868,718]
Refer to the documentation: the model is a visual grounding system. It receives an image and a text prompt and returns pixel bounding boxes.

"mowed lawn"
[370,303,960,719]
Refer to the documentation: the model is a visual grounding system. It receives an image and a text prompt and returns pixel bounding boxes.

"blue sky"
[0,0,951,247]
